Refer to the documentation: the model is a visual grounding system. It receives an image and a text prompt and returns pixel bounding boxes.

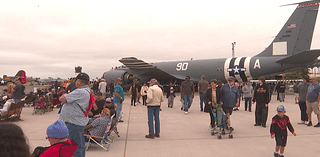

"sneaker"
[145,134,155,139]
[213,128,218,134]
[185,111,188,115]
[274,152,279,157]
[254,124,261,126]
[155,133,160,138]
[209,125,213,131]
[314,123,320,127]
[228,127,234,132]
[298,121,305,124]
[307,121,312,126]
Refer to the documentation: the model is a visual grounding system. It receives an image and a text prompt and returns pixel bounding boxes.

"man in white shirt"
[98,79,107,98]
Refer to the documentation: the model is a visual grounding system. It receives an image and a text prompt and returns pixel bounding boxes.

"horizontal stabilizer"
[119,57,153,69]
[276,49,320,64]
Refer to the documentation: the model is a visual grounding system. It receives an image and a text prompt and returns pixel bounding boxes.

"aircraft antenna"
[231,42,236,58]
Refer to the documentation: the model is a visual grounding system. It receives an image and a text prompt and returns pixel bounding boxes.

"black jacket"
[253,84,270,104]
[270,115,294,136]
[204,87,222,113]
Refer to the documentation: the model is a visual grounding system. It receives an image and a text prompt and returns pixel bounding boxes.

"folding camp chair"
[107,116,120,143]
[0,100,25,121]
[84,115,114,151]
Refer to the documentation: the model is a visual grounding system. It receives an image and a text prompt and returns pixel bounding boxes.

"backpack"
[76,94,95,117]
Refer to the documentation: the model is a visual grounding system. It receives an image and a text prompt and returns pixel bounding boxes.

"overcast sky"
[1,0,319,80]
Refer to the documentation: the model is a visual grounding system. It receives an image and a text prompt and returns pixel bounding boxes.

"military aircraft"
[103,1,320,88]
[35,77,66,85]
[2,70,27,84]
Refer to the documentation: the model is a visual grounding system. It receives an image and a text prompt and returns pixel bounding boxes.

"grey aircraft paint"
[103,1,320,87]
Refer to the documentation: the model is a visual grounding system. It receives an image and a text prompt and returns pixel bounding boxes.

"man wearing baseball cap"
[220,76,240,131]
[104,97,116,117]
[59,72,90,157]
[114,78,125,122]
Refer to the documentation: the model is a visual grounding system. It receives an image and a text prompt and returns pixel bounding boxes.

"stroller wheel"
[211,131,215,136]
[222,131,225,135]
[218,135,222,139]
[229,134,233,139]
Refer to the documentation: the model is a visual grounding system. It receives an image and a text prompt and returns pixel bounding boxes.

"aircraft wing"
[119,57,178,82]
[119,57,154,69]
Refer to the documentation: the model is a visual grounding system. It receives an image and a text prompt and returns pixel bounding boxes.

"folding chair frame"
[107,116,121,143]
[84,115,114,151]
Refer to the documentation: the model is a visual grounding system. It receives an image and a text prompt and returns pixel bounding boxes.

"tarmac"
[9,92,320,157]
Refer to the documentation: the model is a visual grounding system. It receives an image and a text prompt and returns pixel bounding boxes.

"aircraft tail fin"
[255,1,319,57]
[15,70,26,84]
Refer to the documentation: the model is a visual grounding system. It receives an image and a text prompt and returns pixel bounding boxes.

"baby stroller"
[32,96,46,115]
[211,104,233,139]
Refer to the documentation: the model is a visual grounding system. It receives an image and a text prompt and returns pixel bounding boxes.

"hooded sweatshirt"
[253,83,270,104]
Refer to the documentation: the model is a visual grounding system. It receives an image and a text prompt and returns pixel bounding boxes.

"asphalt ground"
[4,91,320,157]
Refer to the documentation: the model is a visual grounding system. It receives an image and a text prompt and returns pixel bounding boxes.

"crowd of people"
[2,72,320,157]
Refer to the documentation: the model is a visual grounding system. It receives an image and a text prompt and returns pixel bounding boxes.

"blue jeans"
[65,122,85,157]
[279,93,285,102]
[298,101,308,121]
[115,102,123,120]
[183,94,193,112]
[147,107,160,134]
[199,93,206,111]
[244,97,252,111]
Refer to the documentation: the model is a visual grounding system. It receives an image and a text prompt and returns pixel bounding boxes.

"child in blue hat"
[270,105,297,157]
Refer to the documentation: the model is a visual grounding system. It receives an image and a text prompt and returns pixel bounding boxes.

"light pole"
[232,42,236,58]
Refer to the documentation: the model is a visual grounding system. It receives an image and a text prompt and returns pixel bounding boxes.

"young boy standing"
[270,105,297,157]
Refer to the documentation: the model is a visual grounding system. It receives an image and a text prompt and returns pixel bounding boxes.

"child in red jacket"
[270,105,296,157]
